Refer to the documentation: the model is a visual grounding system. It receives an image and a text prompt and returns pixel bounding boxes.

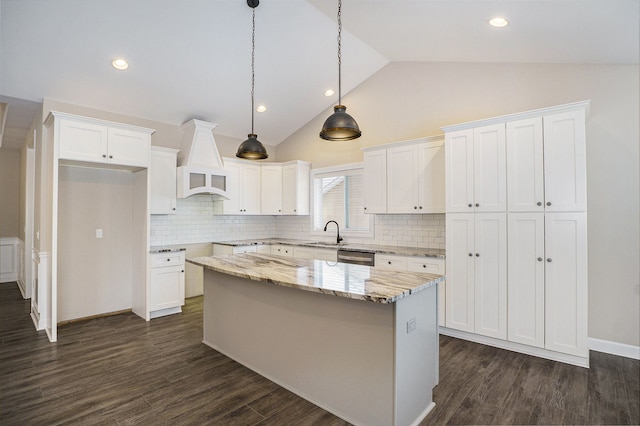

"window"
[311,164,373,236]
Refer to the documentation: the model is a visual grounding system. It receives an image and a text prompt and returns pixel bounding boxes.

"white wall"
[0,148,21,238]
[276,62,640,348]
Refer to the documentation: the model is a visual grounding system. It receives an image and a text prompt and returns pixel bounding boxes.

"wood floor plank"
[1,282,638,425]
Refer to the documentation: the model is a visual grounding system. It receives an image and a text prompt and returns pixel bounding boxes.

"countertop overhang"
[188,253,444,304]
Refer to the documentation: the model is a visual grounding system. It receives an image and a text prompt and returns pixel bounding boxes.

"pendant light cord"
[251,7,256,134]
[337,0,342,106]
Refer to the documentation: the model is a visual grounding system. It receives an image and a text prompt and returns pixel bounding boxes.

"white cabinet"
[386,141,445,214]
[58,115,152,168]
[271,245,294,257]
[223,159,261,214]
[544,212,588,357]
[507,213,545,348]
[261,165,283,214]
[149,251,185,318]
[445,213,507,339]
[213,244,258,255]
[150,147,179,215]
[363,149,387,214]
[445,124,506,213]
[282,161,311,215]
[293,246,337,261]
[506,110,586,212]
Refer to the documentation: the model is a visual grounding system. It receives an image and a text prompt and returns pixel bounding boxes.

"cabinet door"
[242,164,262,214]
[58,119,108,163]
[417,141,445,213]
[445,214,475,332]
[445,129,474,213]
[473,124,506,212]
[150,148,178,215]
[271,245,293,257]
[223,162,243,213]
[543,110,587,212]
[506,117,544,212]
[107,127,150,167]
[387,144,419,213]
[507,213,545,348]
[261,165,283,215]
[544,212,587,357]
[474,213,507,340]
[282,162,309,215]
[150,267,184,311]
[363,149,387,214]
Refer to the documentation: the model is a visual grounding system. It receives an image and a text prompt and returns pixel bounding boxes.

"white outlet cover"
[96,229,103,238]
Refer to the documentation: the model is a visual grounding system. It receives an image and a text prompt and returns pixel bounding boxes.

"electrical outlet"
[96,229,103,238]
[407,318,417,334]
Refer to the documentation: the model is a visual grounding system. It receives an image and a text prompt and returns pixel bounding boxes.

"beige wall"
[277,62,640,348]
[0,148,21,238]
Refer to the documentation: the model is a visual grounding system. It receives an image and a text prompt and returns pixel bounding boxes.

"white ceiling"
[1,0,638,151]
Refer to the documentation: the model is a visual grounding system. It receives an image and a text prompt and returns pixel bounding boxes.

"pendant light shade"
[319,105,361,141]
[237,0,268,160]
[320,0,361,141]
[236,133,268,159]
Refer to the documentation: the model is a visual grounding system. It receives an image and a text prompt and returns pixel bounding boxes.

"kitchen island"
[188,253,444,426]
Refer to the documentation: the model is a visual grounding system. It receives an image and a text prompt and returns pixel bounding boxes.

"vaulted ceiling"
[1,0,638,150]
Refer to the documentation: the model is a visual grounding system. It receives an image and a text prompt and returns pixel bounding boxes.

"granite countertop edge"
[212,238,445,258]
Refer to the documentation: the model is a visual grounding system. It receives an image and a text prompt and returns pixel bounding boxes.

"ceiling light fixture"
[236,0,268,160]
[111,58,129,70]
[319,0,361,141]
[256,105,267,113]
[324,89,335,97]
[489,17,509,28]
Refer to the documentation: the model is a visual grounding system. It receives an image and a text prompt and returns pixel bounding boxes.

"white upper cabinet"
[57,114,152,168]
[445,124,506,213]
[261,165,283,215]
[363,149,387,214]
[282,161,310,215]
[506,117,545,212]
[542,110,587,212]
[223,160,261,214]
[363,137,444,215]
[150,147,179,215]
[507,109,586,212]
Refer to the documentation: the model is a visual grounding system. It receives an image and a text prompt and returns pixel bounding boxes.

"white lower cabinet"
[270,245,294,257]
[445,213,507,339]
[149,251,185,318]
[213,244,257,255]
[375,253,446,327]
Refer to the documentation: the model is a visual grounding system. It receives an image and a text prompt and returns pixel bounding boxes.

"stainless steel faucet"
[323,220,343,244]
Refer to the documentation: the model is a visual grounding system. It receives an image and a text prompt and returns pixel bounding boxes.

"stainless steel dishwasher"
[336,249,375,266]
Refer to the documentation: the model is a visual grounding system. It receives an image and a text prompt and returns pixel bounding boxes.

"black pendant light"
[237,0,268,160]
[319,0,361,141]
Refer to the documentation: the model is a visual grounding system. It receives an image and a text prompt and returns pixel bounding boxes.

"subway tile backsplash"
[150,195,445,249]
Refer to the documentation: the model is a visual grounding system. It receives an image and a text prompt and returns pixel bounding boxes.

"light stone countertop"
[188,253,444,304]
[212,238,446,258]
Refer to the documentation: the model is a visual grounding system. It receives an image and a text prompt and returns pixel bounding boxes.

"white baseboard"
[588,337,640,360]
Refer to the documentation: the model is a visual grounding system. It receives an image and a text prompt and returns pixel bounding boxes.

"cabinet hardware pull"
[476,253,479,257]
[537,257,543,261]
[537,202,542,206]
[102,154,107,158]
[546,202,552,206]
[414,206,417,209]
[388,261,391,264]
[475,203,479,207]
[546,258,552,262]
[468,253,473,257]
[109,155,113,159]
[181,270,184,273]
[468,204,473,208]
[166,258,170,261]
[364,207,367,210]
[419,206,423,209]
[422,264,426,268]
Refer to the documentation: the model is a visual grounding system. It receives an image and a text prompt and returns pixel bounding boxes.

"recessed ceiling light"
[489,17,509,28]
[112,58,129,70]
[324,89,335,97]
[256,105,267,113]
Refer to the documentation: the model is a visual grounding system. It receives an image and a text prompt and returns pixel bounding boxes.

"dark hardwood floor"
[1,281,638,425]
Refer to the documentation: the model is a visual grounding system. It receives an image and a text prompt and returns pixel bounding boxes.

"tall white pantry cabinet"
[443,101,589,367]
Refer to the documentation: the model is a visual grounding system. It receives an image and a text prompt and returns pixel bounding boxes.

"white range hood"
[177,119,229,199]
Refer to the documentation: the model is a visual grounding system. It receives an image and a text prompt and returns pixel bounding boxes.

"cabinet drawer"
[376,254,407,271]
[271,245,293,257]
[233,246,257,254]
[151,253,185,268]
[407,258,445,274]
